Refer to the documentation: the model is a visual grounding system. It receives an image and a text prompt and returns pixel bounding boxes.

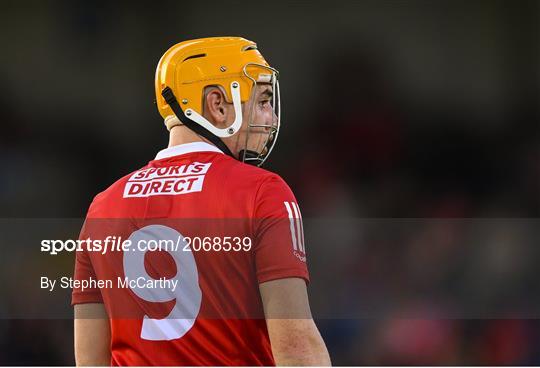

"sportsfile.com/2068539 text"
[40,235,252,255]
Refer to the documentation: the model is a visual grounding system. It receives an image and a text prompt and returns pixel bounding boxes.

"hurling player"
[72,37,330,366]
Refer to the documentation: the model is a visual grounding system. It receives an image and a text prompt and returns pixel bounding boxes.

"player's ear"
[204,88,228,127]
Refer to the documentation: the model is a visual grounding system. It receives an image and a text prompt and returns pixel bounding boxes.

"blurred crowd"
[1,0,539,365]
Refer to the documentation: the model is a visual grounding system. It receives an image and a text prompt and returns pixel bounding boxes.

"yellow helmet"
[155,37,280,166]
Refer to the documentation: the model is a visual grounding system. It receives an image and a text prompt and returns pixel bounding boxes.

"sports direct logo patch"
[123,162,212,198]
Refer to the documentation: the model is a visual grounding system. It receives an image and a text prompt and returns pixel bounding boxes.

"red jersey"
[72,142,309,366]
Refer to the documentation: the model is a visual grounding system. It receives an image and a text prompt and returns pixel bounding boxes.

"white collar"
[155,142,223,160]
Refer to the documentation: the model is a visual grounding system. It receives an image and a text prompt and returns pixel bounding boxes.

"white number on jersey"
[123,225,202,341]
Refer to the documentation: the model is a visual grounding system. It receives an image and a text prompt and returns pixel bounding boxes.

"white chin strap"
[170,81,242,137]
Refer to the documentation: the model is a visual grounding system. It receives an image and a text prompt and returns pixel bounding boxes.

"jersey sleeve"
[71,219,104,305]
[252,174,309,284]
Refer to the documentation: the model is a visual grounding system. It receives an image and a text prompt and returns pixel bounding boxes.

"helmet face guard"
[238,63,281,167]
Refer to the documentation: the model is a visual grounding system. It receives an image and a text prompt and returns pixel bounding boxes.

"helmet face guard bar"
[161,63,280,167]
[239,63,281,167]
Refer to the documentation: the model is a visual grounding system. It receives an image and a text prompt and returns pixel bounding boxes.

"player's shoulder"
[215,156,297,209]
[217,155,290,189]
